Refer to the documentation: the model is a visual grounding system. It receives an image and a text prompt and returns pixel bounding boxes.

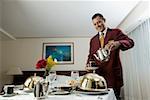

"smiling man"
[86,13,134,100]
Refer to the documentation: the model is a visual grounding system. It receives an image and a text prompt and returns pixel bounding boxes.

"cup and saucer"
[2,85,16,97]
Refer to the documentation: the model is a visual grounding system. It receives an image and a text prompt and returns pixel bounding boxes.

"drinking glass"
[71,71,79,80]
[87,60,98,73]
[47,71,56,92]
[71,71,79,91]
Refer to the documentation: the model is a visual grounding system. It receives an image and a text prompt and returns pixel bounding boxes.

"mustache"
[97,26,102,29]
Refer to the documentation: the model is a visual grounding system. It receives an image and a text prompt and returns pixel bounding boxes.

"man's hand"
[105,40,121,51]
[85,64,91,72]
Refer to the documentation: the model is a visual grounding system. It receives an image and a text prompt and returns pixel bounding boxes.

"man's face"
[92,16,106,32]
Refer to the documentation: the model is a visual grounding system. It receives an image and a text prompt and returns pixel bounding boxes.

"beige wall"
[0,0,2,88]
[1,37,90,84]
[0,0,1,27]
[118,1,150,33]
[0,39,2,91]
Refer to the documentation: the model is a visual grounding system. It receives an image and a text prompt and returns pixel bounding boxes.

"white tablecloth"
[0,88,116,100]
[0,75,116,100]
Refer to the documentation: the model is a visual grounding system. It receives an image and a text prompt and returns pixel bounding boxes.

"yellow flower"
[46,56,57,70]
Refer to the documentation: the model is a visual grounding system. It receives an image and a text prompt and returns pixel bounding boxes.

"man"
[86,13,134,99]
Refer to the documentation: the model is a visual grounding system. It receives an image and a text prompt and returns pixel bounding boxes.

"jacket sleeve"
[115,29,134,51]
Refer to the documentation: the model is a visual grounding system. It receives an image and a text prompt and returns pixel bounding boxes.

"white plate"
[76,90,108,95]
[79,87,107,92]
[23,89,33,93]
[86,67,98,70]
[50,91,70,95]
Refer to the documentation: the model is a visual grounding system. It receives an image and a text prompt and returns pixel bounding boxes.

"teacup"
[4,85,14,95]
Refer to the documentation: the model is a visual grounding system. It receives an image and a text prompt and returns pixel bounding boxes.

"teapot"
[93,48,110,61]
[34,80,49,98]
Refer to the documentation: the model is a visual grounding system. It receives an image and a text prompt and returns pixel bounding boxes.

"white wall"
[118,1,150,33]
[1,37,90,84]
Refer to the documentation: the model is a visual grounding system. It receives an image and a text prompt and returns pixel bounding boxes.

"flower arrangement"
[36,56,57,78]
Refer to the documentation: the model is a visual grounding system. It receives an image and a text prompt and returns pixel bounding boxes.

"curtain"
[120,18,150,100]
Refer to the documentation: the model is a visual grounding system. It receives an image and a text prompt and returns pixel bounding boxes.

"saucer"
[23,88,33,93]
[2,93,16,97]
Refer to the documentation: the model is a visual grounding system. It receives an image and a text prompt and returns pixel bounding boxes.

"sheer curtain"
[120,18,150,100]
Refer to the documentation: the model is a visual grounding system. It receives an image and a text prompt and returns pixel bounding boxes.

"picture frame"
[42,42,74,64]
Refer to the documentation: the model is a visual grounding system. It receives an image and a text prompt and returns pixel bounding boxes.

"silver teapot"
[93,48,110,61]
[34,80,49,97]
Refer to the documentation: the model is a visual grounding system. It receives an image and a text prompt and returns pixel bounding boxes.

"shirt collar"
[98,27,107,37]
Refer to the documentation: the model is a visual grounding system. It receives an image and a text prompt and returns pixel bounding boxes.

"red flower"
[36,59,47,69]
[35,56,57,79]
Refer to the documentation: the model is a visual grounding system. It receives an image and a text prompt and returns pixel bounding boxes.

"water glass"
[87,61,98,73]
[47,71,56,92]
[71,71,79,80]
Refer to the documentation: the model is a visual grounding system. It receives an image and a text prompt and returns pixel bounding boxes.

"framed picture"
[42,42,74,64]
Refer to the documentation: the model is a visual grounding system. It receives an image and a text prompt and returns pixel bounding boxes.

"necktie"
[99,33,104,48]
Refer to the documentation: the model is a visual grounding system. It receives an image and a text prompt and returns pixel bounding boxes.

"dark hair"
[92,13,106,22]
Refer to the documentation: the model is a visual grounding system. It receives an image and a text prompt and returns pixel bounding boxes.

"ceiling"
[1,0,140,38]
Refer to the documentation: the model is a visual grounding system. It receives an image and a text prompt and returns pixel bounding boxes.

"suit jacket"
[87,28,134,88]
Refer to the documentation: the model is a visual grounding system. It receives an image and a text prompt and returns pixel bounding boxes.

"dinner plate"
[75,90,108,95]
[79,86,107,92]
[50,91,70,95]
[79,88,107,92]
[54,86,72,92]
[75,88,108,95]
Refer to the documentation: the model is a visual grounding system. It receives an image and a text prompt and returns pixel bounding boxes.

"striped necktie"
[99,33,104,48]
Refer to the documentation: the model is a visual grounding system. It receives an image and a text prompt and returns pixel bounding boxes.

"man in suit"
[86,13,134,99]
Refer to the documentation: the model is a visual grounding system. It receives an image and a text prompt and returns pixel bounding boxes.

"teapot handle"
[104,43,113,56]
[93,54,100,61]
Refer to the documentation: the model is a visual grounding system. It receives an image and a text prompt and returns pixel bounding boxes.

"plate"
[75,90,108,95]
[2,93,16,97]
[54,86,72,91]
[75,88,108,95]
[23,89,33,93]
[79,86,107,92]
[50,91,70,95]
[86,67,98,70]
